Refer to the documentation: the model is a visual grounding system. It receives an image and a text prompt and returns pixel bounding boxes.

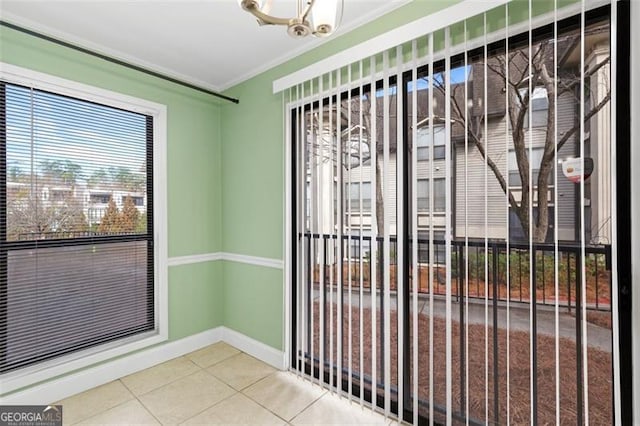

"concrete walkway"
[313,289,613,352]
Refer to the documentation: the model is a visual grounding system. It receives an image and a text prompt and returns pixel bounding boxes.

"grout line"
[239,370,324,424]
[120,356,201,398]
[62,344,383,426]
[187,345,242,370]
[69,395,136,426]
[132,392,164,426]
[63,382,137,426]
[177,389,240,425]
[287,389,328,424]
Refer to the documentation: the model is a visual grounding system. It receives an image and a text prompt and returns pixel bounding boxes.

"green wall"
[0,25,225,393]
[220,0,475,350]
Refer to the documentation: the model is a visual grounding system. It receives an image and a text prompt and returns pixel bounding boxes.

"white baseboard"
[221,327,285,370]
[0,328,223,405]
[0,326,285,405]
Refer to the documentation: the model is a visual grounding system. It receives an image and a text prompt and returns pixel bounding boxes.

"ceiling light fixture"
[238,0,344,39]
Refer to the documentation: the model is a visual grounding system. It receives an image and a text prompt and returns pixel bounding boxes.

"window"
[417,179,429,211]
[418,230,446,264]
[416,125,446,160]
[0,66,166,384]
[290,6,618,425]
[347,181,371,212]
[417,178,446,212]
[519,86,549,128]
[508,148,544,186]
[90,193,111,204]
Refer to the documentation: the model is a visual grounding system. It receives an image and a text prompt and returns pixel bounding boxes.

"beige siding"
[454,118,509,239]
[454,93,578,240]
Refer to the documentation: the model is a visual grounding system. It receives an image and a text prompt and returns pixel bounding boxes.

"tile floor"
[57,342,391,425]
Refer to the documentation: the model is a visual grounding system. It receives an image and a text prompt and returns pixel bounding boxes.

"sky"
[5,83,147,185]
[377,64,471,96]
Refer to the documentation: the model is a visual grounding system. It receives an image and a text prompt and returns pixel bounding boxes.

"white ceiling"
[1,0,411,92]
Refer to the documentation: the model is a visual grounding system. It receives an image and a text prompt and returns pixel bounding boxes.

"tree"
[120,196,140,233]
[40,159,83,186]
[109,166,145,192]
[7,184,87,240]
[88,168,108,188]
[97,197,121,233]
[434,26,610,242]
[310,91,394,236]
[8,166,25,183]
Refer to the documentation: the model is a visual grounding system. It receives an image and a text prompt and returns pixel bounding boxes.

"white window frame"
[416,125,446,161]
[0,62,168,394]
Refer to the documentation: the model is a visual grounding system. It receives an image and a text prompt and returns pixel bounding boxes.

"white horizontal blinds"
[0,82,152,373]
[287,1,617,424]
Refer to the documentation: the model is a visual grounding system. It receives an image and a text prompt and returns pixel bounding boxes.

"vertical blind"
[0,82,154,373]
[286,0,625,424]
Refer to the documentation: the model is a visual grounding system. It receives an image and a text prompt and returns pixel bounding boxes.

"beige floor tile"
[181,393,285,425]
[138,370,235,425]
[121,356,200,396]
[186,342,240,368]
[206,353,276,390]
[57,381,134,425]
[242,372,325,421]
[76,399,159,425]
[291,392,387,425]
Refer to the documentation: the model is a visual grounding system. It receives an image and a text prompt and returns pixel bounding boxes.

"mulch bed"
[303,301,613,425]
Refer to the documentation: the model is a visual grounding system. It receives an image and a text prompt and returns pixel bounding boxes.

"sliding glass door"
[288,1,630,424]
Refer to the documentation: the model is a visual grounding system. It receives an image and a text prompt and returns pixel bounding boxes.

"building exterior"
[6,180,146,239]
[305,22,612,258]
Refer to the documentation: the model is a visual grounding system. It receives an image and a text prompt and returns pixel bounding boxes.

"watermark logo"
[0,405,62,426]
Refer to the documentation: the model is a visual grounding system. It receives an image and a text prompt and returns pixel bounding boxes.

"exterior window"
[508,148,545,186]
[417,178,446,212]
[90,193,111,204]
[416,125,446,160]
[418,230,446,263]
[1,80,154,375]
[417,179,428,212]
[519,86,549,128]
[347,182,371,212]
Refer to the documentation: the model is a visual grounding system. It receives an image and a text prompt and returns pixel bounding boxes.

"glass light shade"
[311,0,339,36]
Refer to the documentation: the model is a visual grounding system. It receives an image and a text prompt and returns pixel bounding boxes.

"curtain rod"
[0,20,240,105]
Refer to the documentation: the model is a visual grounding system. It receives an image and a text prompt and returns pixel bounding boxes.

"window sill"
[0,330,167,396]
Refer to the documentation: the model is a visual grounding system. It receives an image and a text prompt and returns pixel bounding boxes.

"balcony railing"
[301,233,611,312]
[296,233,613,424]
